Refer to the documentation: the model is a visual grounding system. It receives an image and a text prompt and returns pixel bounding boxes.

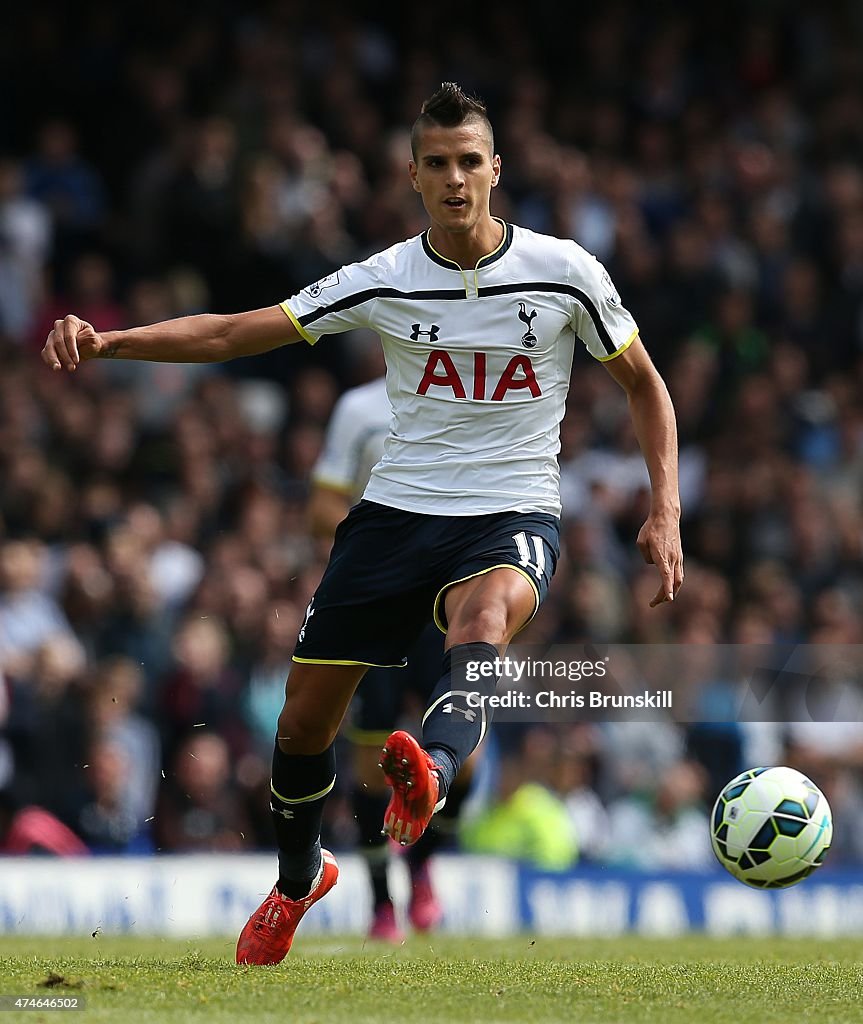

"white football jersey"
[282,221,638,516]
[311,376,390,504]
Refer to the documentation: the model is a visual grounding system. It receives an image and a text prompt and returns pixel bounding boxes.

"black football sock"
[422,641,499,799]
[408,767,471,867]
[368,857,391,910]
[270,740,336,899]
[353,786,392,908]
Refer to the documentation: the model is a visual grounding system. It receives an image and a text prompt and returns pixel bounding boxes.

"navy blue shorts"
[293,500,560,667]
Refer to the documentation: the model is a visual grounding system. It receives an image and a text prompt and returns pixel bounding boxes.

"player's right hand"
[42,315,105,371]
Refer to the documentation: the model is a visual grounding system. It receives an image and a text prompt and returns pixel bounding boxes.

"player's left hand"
[636,509,683,607]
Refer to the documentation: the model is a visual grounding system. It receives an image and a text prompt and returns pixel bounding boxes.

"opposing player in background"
[43,83,683,965]
[308,366,472,941]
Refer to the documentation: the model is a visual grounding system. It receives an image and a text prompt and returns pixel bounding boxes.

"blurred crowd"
[1,2,862,869]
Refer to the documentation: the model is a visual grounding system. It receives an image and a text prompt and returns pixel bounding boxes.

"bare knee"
[275,662,365,755]
[447,604,508,647]
[277,703,339,755]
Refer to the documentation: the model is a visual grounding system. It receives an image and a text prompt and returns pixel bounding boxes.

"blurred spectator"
[606,761,713,870]
[0,541,81,680]
[90,562,175,692]
[159,616,244,761]
[158,117,243,300]
[5,635,88,825]
[0,159,51,341]
[0,788,89,856]
[85,657,161,822]
[154,732,250,852]
[24,120,106,266]
[73,735,152,853]
[461,752,578,871]
[461,729,579,871]
[33,251,127,352]
[556,727,610,862]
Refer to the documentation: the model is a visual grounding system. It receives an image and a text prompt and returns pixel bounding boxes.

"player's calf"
[420,641,499,798]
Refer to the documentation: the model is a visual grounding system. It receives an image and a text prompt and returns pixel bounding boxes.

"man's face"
[409,120,501,234]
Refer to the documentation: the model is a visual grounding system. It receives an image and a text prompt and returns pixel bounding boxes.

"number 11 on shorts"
[512,532,545,579]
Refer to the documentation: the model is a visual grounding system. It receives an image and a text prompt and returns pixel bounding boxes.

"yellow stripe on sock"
[270,776,336,805]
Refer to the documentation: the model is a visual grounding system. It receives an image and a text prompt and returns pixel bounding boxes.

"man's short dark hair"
[411,82,494,159]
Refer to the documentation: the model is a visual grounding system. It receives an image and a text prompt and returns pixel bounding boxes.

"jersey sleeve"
[567,248,639,362]
[281,259,379,345]
[311,390,366,493]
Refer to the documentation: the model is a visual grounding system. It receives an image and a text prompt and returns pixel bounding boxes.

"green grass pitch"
[1,935,862,1023]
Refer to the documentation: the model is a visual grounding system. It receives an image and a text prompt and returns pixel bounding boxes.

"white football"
[710,766,832,888]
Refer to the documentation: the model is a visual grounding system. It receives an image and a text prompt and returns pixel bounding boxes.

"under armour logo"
[518,303,538,348]
[298,600,315,643]
[442,702,478,722]
[270,803,294,820]
[410,323,440,342]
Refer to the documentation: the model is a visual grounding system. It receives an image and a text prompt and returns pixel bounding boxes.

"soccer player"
[309,372,472,941]
[42,83,684,965]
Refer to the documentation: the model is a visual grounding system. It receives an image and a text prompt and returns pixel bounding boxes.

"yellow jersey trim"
[425,218,509,298]
[432,564,541,633]
[426,217,508,268]
[292,656,407,668]
[424,235,461,269]
[270,777,336,805]
[475,218,509,266]
[279,301,316,345]
[596,328,639,362]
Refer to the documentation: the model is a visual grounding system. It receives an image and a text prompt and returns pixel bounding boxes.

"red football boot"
[379,730,443,847]
[368,901,405,943]
[236,849,339,965]
[408,862,443,932]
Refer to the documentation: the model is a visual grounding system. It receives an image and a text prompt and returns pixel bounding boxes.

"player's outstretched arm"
[602,336,684,607]
[41,305,300,371]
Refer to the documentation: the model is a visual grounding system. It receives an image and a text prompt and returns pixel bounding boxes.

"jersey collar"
[422,218,513,271]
